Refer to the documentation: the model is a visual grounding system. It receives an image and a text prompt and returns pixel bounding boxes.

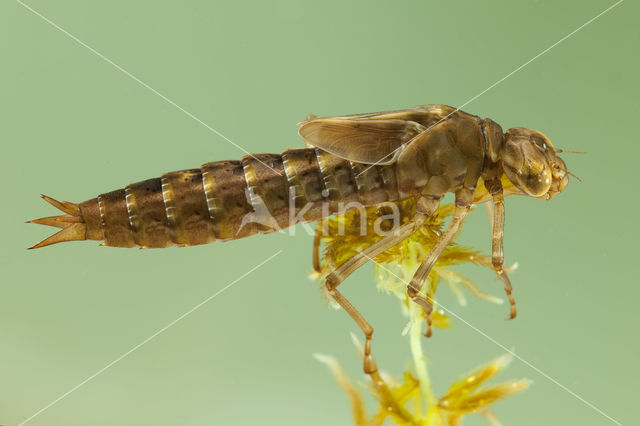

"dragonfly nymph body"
[30,104,570,374]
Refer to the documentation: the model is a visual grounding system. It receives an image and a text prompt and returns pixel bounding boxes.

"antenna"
[567,171,582,182]
[556,149,587,154]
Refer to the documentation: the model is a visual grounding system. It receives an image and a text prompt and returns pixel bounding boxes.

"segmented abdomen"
[78,149,401,248]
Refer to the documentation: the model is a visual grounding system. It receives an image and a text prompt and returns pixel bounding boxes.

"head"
[501,128,569,200]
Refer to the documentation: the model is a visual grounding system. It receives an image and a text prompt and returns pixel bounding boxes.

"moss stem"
[409,301,438,417]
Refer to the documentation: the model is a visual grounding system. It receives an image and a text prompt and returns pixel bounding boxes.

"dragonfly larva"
[30,104,572,375]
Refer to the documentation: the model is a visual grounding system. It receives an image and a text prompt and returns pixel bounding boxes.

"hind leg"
[325,214,425,374]
[324,197,439,374]
[312,231,322,275]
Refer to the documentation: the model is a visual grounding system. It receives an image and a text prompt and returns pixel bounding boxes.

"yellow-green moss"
[313,200,528,425]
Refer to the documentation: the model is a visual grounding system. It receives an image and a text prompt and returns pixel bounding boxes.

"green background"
[1,0,637,424]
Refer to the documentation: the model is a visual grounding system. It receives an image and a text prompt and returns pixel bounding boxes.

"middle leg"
[407,191,472,336]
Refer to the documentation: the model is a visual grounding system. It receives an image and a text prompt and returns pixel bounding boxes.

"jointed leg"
[325,286,379,373]
[312,231,322,274]
[325,197,439,374]
[490,189,517,319]
[329,289,418,423]
[326,214,425,374]
[407,192,472,337]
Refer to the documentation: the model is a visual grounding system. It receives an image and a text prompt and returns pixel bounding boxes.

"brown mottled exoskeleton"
[30,104,571,375]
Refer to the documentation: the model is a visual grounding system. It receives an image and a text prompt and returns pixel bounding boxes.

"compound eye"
[503,139,552,197]
[522,162,552,196]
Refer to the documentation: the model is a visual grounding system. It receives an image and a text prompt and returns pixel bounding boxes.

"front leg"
[407,190,472,337]
[487,181,517,319]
